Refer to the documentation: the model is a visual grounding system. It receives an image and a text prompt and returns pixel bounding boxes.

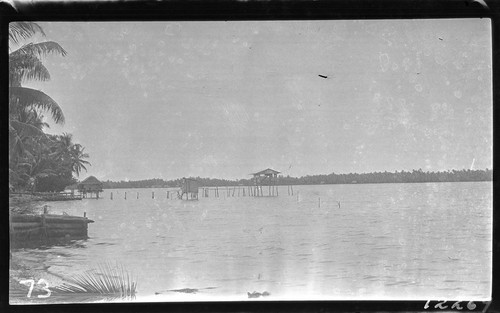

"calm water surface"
[10,182,492,302]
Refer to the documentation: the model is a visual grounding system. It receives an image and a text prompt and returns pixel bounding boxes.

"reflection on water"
[10,182,492,302]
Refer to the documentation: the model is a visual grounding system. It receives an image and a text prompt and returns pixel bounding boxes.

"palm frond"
[9,119,46,138]
[9,87,65,124]
[11,41,67,58]
[9,53,51,85]
[9,22,45,45]
[53,263,137,300]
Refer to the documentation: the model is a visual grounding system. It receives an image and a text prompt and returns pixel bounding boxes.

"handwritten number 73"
[19,279,51,298]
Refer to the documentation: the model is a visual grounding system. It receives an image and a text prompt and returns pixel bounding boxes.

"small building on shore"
[77,176,103,199]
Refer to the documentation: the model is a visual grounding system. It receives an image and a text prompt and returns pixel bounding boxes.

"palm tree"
[70,144,91,177]
[50,133,73,166]
[9,22,67,147]
[15,137,58,193]
[9,22,67,189]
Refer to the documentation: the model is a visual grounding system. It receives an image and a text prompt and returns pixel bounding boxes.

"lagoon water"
[10,182,492,302]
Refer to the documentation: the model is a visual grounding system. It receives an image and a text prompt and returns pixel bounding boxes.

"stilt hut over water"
[180,177,200,200]
[251,168,280,197]
[77,176,103,199]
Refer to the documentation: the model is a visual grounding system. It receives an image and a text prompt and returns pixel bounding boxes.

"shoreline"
[9,193,47,215]
[9,193,67,303]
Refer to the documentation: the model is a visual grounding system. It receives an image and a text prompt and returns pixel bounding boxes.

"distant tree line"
[102,168,492,189]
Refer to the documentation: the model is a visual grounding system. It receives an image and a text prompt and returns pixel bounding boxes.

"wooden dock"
[35,192,83,201]
[10,212,94,241]
[11,192,83,201]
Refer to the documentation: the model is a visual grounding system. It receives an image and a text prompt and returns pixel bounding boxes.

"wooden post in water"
[111,192,113,200]
[318,197,321,208]
[291,185,294,195]
[125,192,127,200]
[152,191,155,199]
[41,210,47,238]
[233,187,236,197]
[137,192,139,199]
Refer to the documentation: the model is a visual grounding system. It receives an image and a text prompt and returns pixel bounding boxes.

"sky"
[19,19,492,181]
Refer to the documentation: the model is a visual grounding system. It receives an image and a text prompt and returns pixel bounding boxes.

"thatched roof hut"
[78,176,103,192]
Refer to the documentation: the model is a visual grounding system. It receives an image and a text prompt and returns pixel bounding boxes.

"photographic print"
[8,19,492,304]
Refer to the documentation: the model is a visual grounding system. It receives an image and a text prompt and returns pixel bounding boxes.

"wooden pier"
[10,210,94,242]
[32,192,83,201]
[10,192,83,201]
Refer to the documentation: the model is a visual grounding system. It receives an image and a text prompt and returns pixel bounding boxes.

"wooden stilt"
[111,192,113,200]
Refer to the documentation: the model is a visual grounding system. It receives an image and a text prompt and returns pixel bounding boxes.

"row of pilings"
[107,185,295,200]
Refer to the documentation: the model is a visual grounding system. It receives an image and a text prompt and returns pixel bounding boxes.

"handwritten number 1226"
[424,301,476,310]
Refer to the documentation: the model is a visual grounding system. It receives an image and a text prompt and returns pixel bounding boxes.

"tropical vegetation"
[9,22,90,192]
